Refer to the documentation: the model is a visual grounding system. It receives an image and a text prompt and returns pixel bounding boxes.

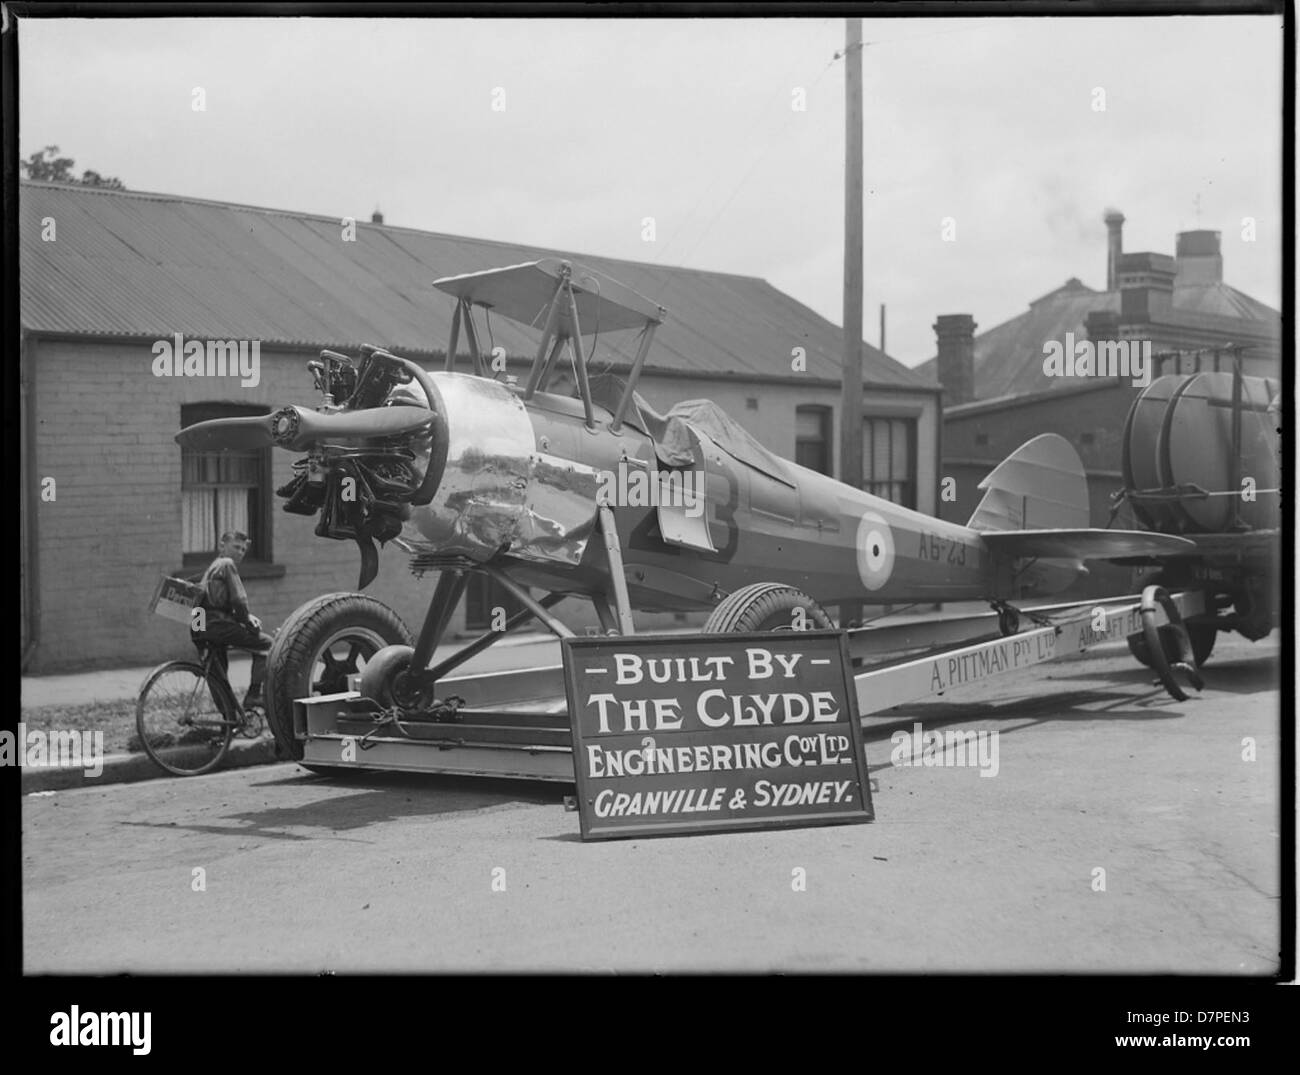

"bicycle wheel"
[136,661,237,776]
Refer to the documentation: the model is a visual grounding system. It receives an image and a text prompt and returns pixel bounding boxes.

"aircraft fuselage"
[398,372,1078,611]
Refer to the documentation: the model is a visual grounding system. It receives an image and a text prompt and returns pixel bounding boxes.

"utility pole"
[839,17,864,627]
[839,17,864,496]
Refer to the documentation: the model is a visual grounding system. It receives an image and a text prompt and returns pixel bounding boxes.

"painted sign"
[149,575,203,624]
[563,629,873,840]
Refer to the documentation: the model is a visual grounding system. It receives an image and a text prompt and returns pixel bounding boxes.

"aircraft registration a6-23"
[175,257,1194,737]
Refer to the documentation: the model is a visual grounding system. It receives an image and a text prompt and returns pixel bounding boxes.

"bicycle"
[135,642,267,776]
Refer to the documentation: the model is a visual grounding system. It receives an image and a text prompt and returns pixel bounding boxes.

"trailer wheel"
[265,592,413,763]
[703,583,835,633]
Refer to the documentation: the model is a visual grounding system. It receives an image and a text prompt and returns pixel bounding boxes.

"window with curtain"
[862,416,916,508]
[795,405,833,476]
[181,403,271,564]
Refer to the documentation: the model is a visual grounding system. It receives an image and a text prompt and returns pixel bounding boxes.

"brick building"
[919,212,1281,598]
[20,181,940,672]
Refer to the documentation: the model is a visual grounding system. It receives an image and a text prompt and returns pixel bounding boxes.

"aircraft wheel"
[358,644,437,711]
[703,583,835,633]
[265,592,413,762]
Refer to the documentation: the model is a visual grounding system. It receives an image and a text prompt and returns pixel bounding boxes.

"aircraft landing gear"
[703,583,835,633]
[354,560,573,717]
[264,592,414,762]
[992,601,1020,637]
[359,645,437,711]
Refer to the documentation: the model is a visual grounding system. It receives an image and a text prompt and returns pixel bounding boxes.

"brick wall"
[28,337,408,671]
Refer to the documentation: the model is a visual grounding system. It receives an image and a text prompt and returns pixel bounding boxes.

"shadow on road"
[1044,655,1280,697]
[860,685,1194,773]
[865,686,1185,739]
[122,770,571,841]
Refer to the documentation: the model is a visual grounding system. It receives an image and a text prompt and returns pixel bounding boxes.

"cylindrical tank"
[1122,372,1280,533]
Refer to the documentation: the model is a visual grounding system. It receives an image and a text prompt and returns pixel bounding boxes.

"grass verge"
[21,700,142,756]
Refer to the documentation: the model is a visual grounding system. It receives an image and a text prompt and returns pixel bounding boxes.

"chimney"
[371,207,385,225]
[1104,208,1125,291]
[1175,229,1222,285]
[934,314,977,406]
[1117,252,1176,322]
[1085,308,1120,344]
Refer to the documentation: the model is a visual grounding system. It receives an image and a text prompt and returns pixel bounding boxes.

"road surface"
[23,635,1281,973]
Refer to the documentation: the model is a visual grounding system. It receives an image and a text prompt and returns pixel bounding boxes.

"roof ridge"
[19,178,772,286]
[1027,276,1101,307]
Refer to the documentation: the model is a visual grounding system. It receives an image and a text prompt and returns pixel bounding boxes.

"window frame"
[861,414,917,510]
[180,402,275,569]
[794,404,834,477]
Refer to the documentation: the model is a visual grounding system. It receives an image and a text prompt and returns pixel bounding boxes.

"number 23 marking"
[918,532,967,566]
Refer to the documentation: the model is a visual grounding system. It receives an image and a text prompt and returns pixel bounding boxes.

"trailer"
[290,587,1207,781]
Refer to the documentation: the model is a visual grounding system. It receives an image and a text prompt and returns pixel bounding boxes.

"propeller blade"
[175,414,276,450]
[272,405,434,451]
[175,405,435,452]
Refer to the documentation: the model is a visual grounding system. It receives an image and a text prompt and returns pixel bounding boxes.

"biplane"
[177,258,1194,759]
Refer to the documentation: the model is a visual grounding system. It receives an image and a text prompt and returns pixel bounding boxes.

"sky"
[18,14,1284,366]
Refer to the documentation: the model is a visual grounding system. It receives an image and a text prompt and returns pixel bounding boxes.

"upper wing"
[979,528,1197,561]
[431,259,665,333]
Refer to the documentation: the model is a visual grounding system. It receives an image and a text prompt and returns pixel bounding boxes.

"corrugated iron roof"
[20,181,936,392]
[917,275,1280,399]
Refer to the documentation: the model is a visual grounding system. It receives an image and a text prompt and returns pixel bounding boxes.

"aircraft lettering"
[915,530,967,566]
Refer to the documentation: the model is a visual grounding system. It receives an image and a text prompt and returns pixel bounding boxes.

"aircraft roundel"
[855,511,895,591]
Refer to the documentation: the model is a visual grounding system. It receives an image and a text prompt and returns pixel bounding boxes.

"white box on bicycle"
[149,575,204,624]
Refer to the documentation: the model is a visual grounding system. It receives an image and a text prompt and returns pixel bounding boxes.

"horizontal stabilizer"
[981,528,1196,561]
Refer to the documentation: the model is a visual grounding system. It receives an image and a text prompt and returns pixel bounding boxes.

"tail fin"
[966,433,1089,532]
